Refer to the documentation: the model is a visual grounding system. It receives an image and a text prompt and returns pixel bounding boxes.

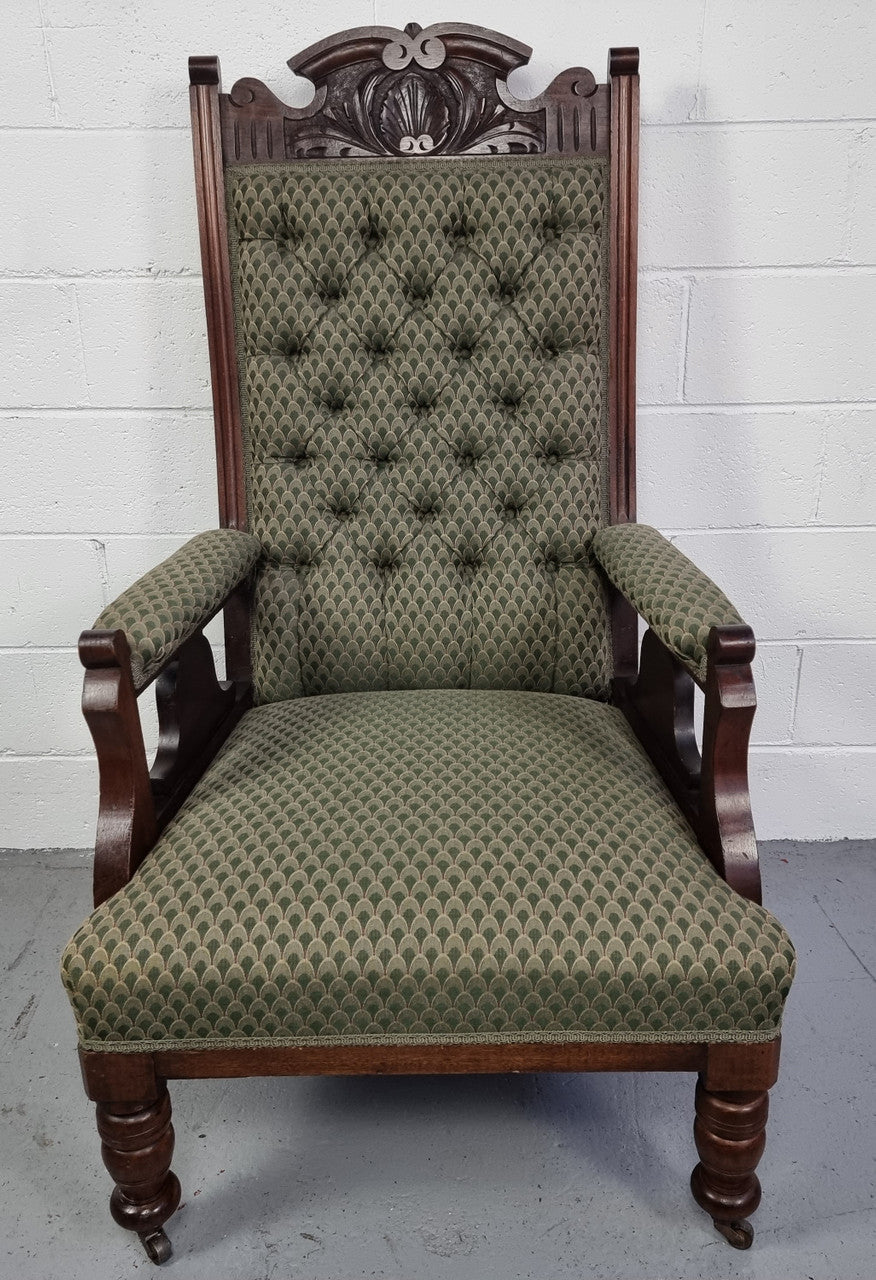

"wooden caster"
[713,1218,754,1249]
[139,1229,173,1264]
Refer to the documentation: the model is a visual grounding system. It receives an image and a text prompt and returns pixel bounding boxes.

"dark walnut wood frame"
[75,23,779,1263]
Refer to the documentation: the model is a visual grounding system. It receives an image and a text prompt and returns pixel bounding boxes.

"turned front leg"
[96,1082,181,1263]
[690,1076,768,1249]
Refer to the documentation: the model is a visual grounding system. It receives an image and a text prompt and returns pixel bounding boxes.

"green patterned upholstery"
[61,689,795,1052]
[592,524,745,684]
[93,529,261,690]
[227,158,612,702]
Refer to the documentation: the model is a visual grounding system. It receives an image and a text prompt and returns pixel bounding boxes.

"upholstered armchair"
[60,24,795,1264]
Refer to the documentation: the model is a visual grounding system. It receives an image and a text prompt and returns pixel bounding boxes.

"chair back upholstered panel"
[226,157,612,700]
[188,23,640,697]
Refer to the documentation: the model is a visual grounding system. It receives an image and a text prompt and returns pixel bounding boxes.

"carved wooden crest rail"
[190,22,612,163]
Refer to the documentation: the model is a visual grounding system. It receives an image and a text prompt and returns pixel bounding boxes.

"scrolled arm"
[598,524,762,903]
[592,523,745,686]
[80,528,260,906]
[92,528,261,692]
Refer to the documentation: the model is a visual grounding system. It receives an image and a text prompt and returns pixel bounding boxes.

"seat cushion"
[61,690,795,1052]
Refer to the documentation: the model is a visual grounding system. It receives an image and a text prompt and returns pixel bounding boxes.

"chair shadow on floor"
[174,1068,694,1255]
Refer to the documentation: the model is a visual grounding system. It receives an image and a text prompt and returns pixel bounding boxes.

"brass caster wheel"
[139,1229,173,1264]
[713,1218,754,1250]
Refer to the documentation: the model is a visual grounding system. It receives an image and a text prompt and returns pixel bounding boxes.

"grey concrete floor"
[1,841,873,1280]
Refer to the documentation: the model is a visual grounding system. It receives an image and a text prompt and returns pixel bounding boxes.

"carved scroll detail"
[382,27,447,71]
[290,62,542,158]
[286,25,542,158]
[219,22,610,163]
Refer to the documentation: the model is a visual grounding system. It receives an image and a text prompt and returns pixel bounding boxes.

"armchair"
[60,23,795,1264]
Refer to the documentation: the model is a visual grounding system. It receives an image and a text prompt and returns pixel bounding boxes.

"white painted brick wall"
[1,0,874,846]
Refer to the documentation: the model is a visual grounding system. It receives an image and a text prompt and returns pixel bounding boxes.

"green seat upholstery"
[61,689,795,1052]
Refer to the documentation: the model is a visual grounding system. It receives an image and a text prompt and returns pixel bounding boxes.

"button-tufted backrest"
[226,157,612,701]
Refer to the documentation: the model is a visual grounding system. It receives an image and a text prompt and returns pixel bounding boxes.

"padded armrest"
[92,529,262,691]
[591,523,745,684]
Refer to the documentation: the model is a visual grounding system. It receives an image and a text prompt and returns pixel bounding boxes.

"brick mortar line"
[0,408,212,417]
[0,645,225,654]
[639,265,876,277]
[35,0,60,124]
[749,745,876,755]
[4,744,875,762]
[642,400,876,412]
[0,120,872,134]
[0,273,202,282]
[3,267,876,281]
[676,277,693,402]
[3,402,874,418]
[1,640,871,655]
[664,525,875,536]
[645,118,876,130]
[5,526,876,540]
[0,401,874,415]
[788,646,805,742]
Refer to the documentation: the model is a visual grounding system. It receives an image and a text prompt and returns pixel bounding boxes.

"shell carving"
[285,27,545,159]
[379,74,450,154]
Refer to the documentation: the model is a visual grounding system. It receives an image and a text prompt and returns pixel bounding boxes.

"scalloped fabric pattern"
[226,158,612,702]
[93,529,262,690]
[592,524,745,683]
[61,689,795,1051]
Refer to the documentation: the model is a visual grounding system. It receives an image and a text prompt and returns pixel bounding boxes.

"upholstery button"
[406,280,431,306]
[320,280,343,302]
[370,446,395,469]
[323,392,347,414]
[411,393,436,415]
[366,336,391,359]
[543,550,560,573]
[284,336,310,360]
[541,442,563,466]
[502,501,522,521]
[452,337,476,359]
[412,500,438,521]
[329,499,356,521]
[456,447,477,469]
[289,445,312,468]
[373,552,399,576]
[498,389,522,410]
[497,283,517,304]
[456,551,482,576]
[362,219,382,249]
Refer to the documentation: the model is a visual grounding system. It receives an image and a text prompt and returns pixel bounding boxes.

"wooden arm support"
[80,616,252,908]
[614,623,761,903]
